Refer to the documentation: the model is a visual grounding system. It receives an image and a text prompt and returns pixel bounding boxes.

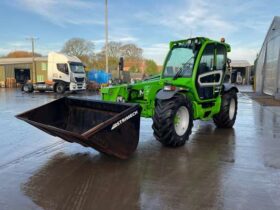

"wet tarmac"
[0,88,280,210]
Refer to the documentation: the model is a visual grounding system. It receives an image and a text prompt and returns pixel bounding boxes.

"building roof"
[231,60,251,67]
[258,16,280,58]
[0,56,47,65]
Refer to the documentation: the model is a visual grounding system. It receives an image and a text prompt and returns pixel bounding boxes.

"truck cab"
[48,52,86,93]
[23,52,87,93]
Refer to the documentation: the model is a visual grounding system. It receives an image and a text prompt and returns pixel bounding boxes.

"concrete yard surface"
[0,88,280,210]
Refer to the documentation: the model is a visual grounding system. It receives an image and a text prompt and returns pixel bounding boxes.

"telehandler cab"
[101,37,238,147]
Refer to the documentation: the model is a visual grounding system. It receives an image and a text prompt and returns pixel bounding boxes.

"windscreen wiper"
[173,68,183,80]
[173,56,194,80]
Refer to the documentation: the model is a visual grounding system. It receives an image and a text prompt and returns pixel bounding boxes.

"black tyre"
[213,90,238,128]
[55,82,66,94]
[22,84,34,93]
[152,94,193,147]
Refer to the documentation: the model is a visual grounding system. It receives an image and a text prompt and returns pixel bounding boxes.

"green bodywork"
[101,37,231,120]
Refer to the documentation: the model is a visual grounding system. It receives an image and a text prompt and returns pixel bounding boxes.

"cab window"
[198,44,215,74]
[216,45,226,71]
[57,63,69,74]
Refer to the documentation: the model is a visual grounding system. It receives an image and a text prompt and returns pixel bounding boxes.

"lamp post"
[105,0,109,73]
[26,37,38,82]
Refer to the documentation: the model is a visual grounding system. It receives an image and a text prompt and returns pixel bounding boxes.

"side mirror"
[198,70,223,87]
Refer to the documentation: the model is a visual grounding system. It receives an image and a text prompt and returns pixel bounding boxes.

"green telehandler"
[16,37,238,159]
[101,37,238,147]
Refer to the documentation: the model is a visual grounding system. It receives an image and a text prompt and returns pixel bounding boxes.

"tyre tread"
[152,94,193,147]
[213,91,238,128]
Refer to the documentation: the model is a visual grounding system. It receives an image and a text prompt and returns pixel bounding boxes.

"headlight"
[164,85,176,91]
[70,73,75,82]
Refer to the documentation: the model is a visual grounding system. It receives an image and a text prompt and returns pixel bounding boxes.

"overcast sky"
[0,0,279,64]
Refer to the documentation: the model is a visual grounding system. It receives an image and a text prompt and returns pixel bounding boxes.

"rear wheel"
[213,90,238,128]
[55,82,66,94]
[23,84,34,93]
[152,94,193,147]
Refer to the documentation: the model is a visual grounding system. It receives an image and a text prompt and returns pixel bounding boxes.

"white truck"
[23,52,86,93]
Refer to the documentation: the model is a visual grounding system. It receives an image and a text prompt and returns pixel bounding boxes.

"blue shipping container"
[87,70,112,84]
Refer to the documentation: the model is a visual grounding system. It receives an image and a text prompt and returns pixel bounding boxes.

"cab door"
[196,43,226,100]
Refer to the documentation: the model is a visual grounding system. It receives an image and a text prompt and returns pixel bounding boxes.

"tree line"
[2,38,160,75]
[62,38,159,75]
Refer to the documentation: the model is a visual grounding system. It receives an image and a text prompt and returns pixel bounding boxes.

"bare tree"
[100,42,143,60]
[120,44,143,59]
[61,38,94,58]
[61,38,95,70]
[93,42,143,72]
[103,41,122,58]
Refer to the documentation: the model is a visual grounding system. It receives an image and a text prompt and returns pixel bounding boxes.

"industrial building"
[255,16,280,99]
[0,57,47,88]
[230,60,252,85]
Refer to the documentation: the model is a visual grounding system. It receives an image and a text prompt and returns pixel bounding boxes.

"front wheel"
[152,94,193,147]
[55,82,66,94]
[213,90,238,128]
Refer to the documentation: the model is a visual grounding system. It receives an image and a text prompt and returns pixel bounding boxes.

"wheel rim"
[229,98,236,120]
[174,106,189,136]
[57,85,63,92]
[23,85,28,92]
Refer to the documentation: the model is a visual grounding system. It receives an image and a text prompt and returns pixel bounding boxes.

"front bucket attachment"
[16,97,142,159]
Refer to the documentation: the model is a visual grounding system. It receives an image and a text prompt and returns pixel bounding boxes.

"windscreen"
[69,62,85,73]
[163,47,195,77]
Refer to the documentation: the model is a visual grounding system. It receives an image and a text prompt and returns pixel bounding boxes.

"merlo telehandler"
[16,37,238,159]
[101,37,238,147]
